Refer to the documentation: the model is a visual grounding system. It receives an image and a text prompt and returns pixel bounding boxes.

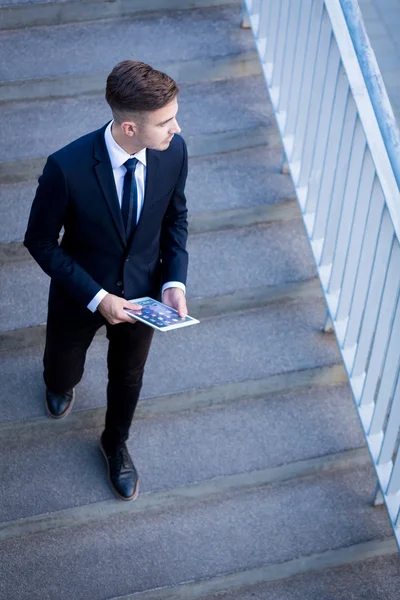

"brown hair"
[105,60,179,123]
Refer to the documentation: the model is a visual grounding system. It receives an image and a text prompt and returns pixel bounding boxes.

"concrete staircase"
[0,1,399,598]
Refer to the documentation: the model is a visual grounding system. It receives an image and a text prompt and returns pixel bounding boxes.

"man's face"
[131,98,181,151]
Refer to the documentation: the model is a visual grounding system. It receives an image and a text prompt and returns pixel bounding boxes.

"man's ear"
[120,121,137,137]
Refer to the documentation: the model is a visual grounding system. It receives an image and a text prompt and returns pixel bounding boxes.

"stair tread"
[0,299,340,424]
[0,146,294,244]
[0,219,316,331]
[0,5,251,83]
[1,0,67,5]
[201,553,400,600]
[0,181,35,244]
[0,382,365,522]
[187,146,294,214]
[189,220,315,297]
[0,76,274,163]
[0,462,392,600]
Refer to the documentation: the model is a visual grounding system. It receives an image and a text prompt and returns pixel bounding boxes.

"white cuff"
[162,281,186,296]
[87,289,108,313]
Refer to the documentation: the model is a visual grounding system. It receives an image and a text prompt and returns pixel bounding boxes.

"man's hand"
[162,287,188,317]
[97,294,141,325]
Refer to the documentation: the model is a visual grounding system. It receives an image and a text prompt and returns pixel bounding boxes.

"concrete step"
[0,146,294,245]
[0,363,348,447]
[0,459,392,600]
[0,201,301,263]
[0,448,371,542]
[189,218,315,298]
[0,5,250,84]
[0,52,261,103]
[0,75,274,164]
[0,379,366,524]
[0,218,316,332]
[0,295,339,424]
[125,540,399,600]
[187,145,293,215]
[0,278,322,351]
[0,125,276,184]
[0,0,240,30]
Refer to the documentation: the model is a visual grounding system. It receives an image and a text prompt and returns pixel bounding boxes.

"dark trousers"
[43,307,154,447]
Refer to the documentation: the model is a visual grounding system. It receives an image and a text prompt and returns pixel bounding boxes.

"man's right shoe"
[45,387,75,419]
[99,433,139,501]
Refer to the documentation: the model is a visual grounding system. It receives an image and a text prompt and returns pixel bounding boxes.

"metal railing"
[242,0,400,549]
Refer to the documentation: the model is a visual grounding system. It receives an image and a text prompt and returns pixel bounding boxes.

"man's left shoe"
[99,433,139,501]
[45,387,75,419]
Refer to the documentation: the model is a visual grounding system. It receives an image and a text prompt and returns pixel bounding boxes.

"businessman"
[24,60,189,501]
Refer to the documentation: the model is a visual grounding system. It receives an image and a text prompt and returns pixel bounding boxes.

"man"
[24,60,189,502]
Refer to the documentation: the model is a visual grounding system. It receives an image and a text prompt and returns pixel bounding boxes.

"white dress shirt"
[87,121,185,312]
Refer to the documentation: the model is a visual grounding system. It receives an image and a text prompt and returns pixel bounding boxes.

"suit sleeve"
[24,155,103,308]
[160,137,189,286]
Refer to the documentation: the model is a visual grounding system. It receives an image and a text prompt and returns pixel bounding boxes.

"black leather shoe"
[99,433,139,501]
[45,388,75,419]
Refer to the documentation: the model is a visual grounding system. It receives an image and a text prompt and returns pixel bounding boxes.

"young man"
[24,60,189,501]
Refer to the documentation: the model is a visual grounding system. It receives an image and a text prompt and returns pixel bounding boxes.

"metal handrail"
[243,0,400,548]
[339,0,400,198]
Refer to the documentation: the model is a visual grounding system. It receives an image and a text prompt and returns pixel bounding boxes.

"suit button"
[117,281,123,287]
[125,257,129,262]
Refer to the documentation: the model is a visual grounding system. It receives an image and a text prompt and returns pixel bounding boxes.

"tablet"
[124,297,200,332]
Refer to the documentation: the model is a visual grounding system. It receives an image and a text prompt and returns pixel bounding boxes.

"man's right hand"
[97,294,141,325]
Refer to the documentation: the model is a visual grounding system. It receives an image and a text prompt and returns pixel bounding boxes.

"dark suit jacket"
[24,123,189,319]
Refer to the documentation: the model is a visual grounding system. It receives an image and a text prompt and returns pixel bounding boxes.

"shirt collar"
[104,120,147,169]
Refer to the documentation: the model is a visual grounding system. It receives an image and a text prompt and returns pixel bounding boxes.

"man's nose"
[170,119,181,134]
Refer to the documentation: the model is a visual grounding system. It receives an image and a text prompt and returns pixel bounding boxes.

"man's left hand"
[162,287,187,318]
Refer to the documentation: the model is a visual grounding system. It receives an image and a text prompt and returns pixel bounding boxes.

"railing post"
[240,2,251,29]
[373,483,384,506]
[323,311,333,333]
[280,151,290,174]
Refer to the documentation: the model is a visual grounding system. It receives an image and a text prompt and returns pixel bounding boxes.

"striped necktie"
[121,157,138,242]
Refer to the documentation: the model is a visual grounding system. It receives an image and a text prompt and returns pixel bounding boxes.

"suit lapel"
[93,126,127,247]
